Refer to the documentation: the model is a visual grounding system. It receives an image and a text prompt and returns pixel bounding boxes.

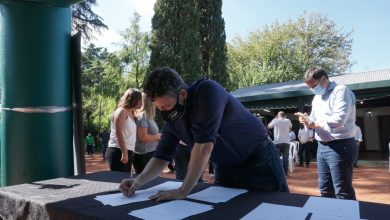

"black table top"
[1,171,389,220]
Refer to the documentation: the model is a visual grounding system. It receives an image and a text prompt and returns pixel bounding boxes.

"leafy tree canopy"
[72,0,108,42]
[227,12,354,91]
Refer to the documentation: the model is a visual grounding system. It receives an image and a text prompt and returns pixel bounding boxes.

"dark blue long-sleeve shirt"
[154,79,268,167]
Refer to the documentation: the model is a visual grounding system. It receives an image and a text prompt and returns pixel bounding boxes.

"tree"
[118,12,150,89]
[227,12,354,91]
[72,0,108,42]
[149,0,202,83]
[197,0,228,88]
[81,44,123,132]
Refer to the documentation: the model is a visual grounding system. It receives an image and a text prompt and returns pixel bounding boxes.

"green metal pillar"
[0,0,80,186]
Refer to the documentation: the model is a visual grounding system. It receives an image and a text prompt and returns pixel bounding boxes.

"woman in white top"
[106,88,142,172]
[133,93,161,174]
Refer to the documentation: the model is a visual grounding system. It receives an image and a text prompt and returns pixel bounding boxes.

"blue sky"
[90,0,390,73]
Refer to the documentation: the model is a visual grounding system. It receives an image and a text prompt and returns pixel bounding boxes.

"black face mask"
[161,92,186,122]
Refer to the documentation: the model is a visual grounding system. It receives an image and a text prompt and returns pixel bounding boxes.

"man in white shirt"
[298,125,314,167]
[295,67,356,200]
[354,125,363,168]
[268,111,292,176]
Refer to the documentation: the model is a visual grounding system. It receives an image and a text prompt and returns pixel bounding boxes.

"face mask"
[160,92,186,122]
[311,83,326,96]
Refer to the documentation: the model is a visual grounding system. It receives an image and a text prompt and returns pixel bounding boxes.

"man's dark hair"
[304,66,329,82]
[143,67,186,100]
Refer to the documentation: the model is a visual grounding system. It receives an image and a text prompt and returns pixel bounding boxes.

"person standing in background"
[267,111,292,176]
[99,130,110,161]
[295,66,357,200]
[106,88,142,172]
[133,93,161,174]
[354,124,363,168]
[298,124,314,167]
[85,132,95,156]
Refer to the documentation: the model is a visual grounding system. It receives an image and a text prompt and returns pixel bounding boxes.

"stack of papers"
[303,196,360,219]
[129,200,213,220]
[241,196,361,220]
[95,181,182,206]
[94,182,249,219]
[187,186,248,203]
[95,182,361,220]
[241,203,309,220]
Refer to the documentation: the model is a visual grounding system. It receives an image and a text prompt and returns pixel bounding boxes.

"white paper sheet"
[129,200,213,220]
[241,203,309,220]
[187,186,248,203]
[303,196,360,220]
[94,181,182,206]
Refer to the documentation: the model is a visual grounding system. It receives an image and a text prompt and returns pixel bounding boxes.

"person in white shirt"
[295,66,356,200]
[354,125,363,168]
[106,89,142,173]
[298,124,314,167]
[268,111,292,176]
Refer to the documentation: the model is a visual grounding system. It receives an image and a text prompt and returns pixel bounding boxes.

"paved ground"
[85,153,390,205]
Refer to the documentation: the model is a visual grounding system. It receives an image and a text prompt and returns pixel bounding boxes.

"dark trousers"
[275,143,290,175]
[299,141,313,166]
[133,151,154,174]
[214,139,289,192]
[102,143,108,159]
[353,142,360,166]
[105,147,133,173]
[86,144,94,155]
[174,145,190,180]
[174,144,203,182]
[317,138,356,200]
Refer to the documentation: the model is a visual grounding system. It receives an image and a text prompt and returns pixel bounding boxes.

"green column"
[0,0,80,186]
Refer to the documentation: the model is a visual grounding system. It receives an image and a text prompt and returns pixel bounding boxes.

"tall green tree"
[81,44,109,98]
[197,0,228,88]
[149,0,202,83]
[72,0,108,41]
[227,12,354,91]
[81,44,123,132]
[118,12,150,89]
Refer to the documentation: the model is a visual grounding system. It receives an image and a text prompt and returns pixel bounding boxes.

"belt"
[319,141,331,145]
[319,139,346,145]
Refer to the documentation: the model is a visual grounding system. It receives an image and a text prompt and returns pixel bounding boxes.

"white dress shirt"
[309,81,356,142]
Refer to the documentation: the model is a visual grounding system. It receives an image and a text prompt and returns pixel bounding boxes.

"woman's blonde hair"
[117,88,142,110]
[135,92,156,121]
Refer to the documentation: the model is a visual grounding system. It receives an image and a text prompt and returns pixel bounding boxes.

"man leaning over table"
[119,66,289,201]
[295,66,356,200]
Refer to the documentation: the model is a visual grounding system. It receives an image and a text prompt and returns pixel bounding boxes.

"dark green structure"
[0,0,81,186]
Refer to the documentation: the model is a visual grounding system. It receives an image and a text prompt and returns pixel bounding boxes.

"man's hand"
[149,187,187,202]
[294,112,312,127]
[119,178,139,197]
